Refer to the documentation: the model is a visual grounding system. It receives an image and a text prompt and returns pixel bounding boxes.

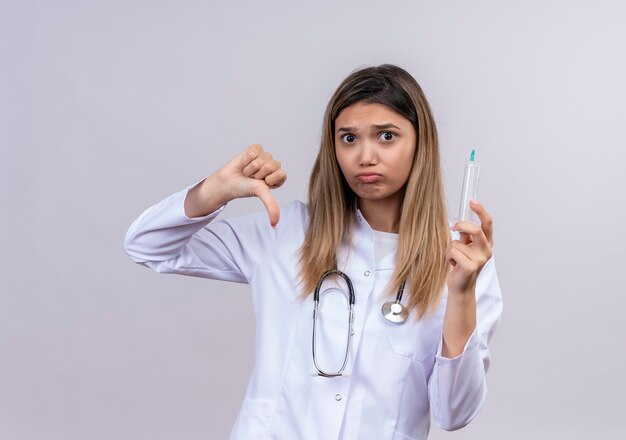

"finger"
[265,168,287,188]
[445,240,475,266]
[253,160,281,180]
[445,245,457,267]
[239,144,264,170]
[243,152,273,177]
[451,239,492,267]
[458,231,472,245]
[253,183,280,227]
[469,198,494,246]
[450,240,479,260]
[452,222,492,261]
[448,247,479,274]
[451,221,488,249]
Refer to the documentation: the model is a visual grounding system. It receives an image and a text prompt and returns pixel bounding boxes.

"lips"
[356,173,382,183]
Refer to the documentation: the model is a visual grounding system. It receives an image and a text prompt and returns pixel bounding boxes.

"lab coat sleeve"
[427,255,503,431]
[123,178,289,284]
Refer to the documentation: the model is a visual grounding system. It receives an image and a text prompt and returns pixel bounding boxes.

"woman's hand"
[445,199,494,294]
[184,144,287,225]
[215,144,287,227]
[440,199,493,357]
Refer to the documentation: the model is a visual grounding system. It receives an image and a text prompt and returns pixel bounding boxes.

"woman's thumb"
[253,183,280,227]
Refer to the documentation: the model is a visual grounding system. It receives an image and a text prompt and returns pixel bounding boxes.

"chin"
[354,189,393,201]
[351,184,404,203]
[350,185,380,197]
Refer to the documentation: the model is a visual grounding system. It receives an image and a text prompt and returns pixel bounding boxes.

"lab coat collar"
[353,207,374,238]
[353,208,397,270]
[354,208,371,231]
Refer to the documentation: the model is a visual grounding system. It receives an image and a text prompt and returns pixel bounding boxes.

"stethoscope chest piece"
[381,300,408,324]
[381,280,408,324]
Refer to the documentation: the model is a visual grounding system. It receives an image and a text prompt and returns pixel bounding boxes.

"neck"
[357,192,403,233]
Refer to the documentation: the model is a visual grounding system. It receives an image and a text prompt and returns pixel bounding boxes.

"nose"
[358,141,378,167]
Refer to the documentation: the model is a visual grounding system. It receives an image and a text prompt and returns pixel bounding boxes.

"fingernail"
[469,197,478,205]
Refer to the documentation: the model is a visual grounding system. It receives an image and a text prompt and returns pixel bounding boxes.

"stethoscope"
[311,269,408,377]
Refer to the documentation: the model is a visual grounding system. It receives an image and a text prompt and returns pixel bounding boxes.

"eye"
[378,131,396,142]
[341,133,357,143]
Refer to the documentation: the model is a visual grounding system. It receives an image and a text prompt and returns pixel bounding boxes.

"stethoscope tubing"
[311,269,407,377]
[312,269,354,377]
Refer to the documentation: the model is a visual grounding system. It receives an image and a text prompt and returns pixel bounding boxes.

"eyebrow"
[336,123,401,133]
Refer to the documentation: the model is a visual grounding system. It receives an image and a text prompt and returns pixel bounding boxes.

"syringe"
[457,149,481,224]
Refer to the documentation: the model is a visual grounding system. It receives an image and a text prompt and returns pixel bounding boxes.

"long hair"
[297,64,450,319]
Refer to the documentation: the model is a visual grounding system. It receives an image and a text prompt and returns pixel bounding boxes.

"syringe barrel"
[457,162,480,224]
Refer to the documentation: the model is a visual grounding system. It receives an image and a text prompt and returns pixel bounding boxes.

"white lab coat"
[123,179,503,440]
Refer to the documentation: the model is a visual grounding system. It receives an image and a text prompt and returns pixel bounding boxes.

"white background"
[1,0,625,438]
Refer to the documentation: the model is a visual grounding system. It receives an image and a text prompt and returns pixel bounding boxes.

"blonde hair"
[297,64,450,319]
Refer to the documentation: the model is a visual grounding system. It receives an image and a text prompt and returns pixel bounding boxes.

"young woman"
[124,64,503,440]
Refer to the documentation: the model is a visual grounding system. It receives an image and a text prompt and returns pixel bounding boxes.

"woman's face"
[334,102,417,204]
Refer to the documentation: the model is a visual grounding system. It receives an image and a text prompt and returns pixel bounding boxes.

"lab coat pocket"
[384,320,439,363]
[231,398,277,440]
